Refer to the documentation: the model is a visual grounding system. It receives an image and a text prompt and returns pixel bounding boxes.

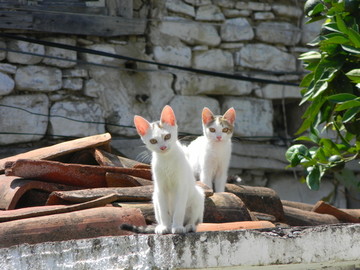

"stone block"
[235,1,271,11]
[254,12,275,20]
[0,72,15,96]
[193,49,233,71]
[62,69,88,78]
[166,0,195,17]
[15,65,62,92]
[184,0,212,6]
[7,40,44,64]
[80,44,122,65]
[84,78,106,98]
[221,18,254,42]
[223,9,251,17]
[222,97,273,137]
[237,44,296,72]
[255,84,301,99]
[174,72,253,96]
[49,101,105,137]
[157,20,221,46]
[0,94,49,145]
[213,0,235,8]
[169,95,220,135]
[256,22,301,46]
[196,5,225,21]
[153,45,192,67]
[0,63,17,75]
[271,4,302,18]
[62,78,83,91]
[42,37,77,68]
[87,68,174,137]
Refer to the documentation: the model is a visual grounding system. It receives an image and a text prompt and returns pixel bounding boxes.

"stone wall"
[0,0,352,206]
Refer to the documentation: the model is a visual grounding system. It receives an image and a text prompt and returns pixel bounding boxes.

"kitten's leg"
[214,169,227,193]
[171,192,187,234]
[185,187,205,232]
[200,169,213,190]
[153,193,171,234]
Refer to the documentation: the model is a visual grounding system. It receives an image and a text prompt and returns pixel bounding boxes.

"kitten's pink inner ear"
[223,107,236,125]
[202,107,214,125]
[134,115,150,136]
[160,105,176,126]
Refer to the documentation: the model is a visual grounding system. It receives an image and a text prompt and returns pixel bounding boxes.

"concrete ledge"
[0,224,360,269]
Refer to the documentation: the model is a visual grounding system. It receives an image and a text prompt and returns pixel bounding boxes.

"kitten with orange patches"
[186,107,236,192]
[129,105,204,234]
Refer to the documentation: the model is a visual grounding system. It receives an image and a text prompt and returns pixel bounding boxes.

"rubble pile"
[0,133,359,249]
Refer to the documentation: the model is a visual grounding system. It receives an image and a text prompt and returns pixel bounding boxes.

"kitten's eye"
[222,128,229,133]
[164,134,171,140]
[150,139,157,144]
[209,128,216,133]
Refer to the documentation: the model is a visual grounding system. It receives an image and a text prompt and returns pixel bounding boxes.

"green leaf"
[328,93,358,102]
[321,34,349,45]
[299,51,321,61]
[343,107,360,123]
[345,69,360,83]
[308,2,325,17]
[335,100,360,111]
[348,28,360,48]
[295,136,314,142]
[306,166,321,190]
[341,45,360,54]
[285,144,310,167]
[297,97,326,134]
[300,72,314,88]
[320,138,341,155]
[310,125,321,143]
[335,14,349,34]
[323,22,341,33]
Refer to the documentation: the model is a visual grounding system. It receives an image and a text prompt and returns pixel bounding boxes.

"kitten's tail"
[120,223,156,234]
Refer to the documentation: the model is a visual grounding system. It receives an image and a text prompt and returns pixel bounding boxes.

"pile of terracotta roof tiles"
[0,133,359,249]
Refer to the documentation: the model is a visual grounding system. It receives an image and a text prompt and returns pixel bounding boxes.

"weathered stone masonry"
[1,0,354,206]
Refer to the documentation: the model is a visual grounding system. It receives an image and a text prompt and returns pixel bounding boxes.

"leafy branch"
[286,0,360,191]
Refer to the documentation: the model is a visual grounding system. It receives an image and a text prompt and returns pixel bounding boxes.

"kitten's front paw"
[155,225,170,234]
[185,224,197,233]
[171,226,186,234]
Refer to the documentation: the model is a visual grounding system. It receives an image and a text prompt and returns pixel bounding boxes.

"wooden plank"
[0,9,145,36]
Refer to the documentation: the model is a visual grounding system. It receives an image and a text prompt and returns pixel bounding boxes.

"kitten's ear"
[202,107,215,125]
[223,107,236,125]
[160,105,176,126]
[134,115,151,136]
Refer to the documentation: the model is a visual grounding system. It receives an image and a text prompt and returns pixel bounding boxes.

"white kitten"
[186,107,236,193]
[132,105,204,234]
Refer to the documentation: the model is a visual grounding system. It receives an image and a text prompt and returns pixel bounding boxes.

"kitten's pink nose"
[160,146,167,151]
[216,136,222,141]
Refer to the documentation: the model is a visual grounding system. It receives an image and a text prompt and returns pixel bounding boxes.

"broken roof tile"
[94,148,151,169]
[0,207,146,248]
[196,221,275,232]
[5,159,152,188]
[0,175,78,210]
[0,133,112,173]
[0,194,121,222]
[312,200,360,223]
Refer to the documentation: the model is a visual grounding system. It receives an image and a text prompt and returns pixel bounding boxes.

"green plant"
[286,0,360,191]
